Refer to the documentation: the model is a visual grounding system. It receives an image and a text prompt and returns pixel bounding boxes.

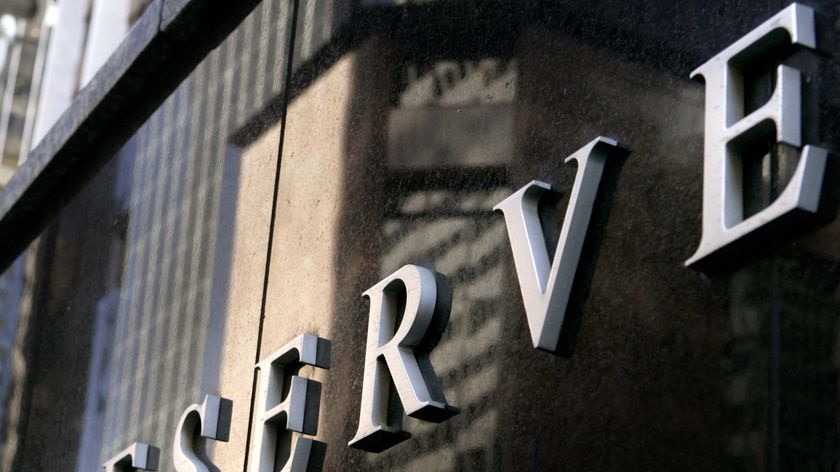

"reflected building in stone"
[0,1,838,472]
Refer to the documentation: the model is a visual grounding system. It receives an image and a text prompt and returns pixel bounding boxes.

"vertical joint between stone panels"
[241,1,303,471]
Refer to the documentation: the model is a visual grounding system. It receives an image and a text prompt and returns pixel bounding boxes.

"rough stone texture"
[0,0,165,270]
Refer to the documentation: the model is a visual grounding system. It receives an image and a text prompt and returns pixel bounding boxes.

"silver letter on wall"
[348,265,458,453]
[250,333,330,472]
[173,394,232,472]
[686,3,829,271]
[494,137,629,353]
[102,442,160,472]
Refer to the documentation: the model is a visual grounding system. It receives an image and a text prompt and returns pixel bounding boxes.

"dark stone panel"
[0,1,164,272]
[0,0,837,471]
[0,0,270,273]
[278,1,840,471]
[1,155,129,472]
[0,1,296,470]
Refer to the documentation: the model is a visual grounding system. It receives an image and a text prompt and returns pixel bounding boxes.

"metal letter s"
[686,3,829,271]
[173,394,232,472]
[250,334,330,472]
[348,265,458,453]
[494,137,629,352]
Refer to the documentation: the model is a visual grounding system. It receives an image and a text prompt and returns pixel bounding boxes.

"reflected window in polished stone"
[0,1,837,472]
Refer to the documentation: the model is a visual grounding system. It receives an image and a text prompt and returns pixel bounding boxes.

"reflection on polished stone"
[0,1,838,471]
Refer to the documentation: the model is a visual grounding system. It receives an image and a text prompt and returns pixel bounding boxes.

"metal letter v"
[494,137,628,352]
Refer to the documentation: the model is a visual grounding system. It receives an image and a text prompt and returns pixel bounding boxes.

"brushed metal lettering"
[173,394,232,472]
[686,3,828,271]
[102,442,160,472]
[348,265,458,453]
[250,334,330,472]
[494,137,629,352]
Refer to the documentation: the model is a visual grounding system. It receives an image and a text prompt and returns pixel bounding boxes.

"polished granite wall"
[0,1,838,471]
